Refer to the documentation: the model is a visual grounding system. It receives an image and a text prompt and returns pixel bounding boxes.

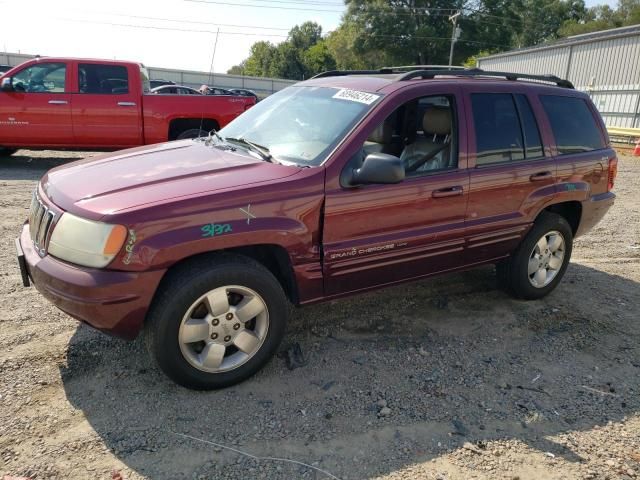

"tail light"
[607,156,618,191]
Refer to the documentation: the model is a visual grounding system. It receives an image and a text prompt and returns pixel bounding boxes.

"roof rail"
[311,68,395,79]
[398,68,574,89]
[382,65,467,71]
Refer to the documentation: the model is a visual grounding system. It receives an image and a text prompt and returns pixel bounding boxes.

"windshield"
[218,86,381,166]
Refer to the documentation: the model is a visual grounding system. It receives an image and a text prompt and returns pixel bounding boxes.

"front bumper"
[18,224,166,339]
[576,191,616,238]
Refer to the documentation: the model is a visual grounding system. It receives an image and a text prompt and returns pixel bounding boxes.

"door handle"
[48,100,68,105]
[530,171,553,182]
[117,101,136,107]
[432,186,463,198]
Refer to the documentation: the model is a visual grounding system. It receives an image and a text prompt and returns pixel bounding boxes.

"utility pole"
[448,11,462,67]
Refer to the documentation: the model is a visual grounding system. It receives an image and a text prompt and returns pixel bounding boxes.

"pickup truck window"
[139,66,151,93]
[540,95,605,154]
[12,62,66,93]
[218,86,380,166]
[78,64,129,94]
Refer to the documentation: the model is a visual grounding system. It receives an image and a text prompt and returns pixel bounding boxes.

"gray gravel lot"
[1,150,639,480]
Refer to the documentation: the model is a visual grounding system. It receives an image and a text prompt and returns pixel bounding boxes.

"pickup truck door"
[0,61,73,146]
[71,62,142,147]
[464,88,557,264]
[322,87,470,296]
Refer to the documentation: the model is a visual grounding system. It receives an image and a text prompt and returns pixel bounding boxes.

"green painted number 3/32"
[201,223,233,237]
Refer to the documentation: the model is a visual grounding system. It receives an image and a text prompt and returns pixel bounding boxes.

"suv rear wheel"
[145,254,288,390]
[497,212,573,300]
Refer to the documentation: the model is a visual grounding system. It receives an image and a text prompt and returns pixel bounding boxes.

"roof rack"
[310,65,464,79]
[311,66,574,89]
[311,68,395,79]
[398,68,574,89]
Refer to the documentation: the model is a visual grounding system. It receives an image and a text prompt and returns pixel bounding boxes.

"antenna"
[199,27,220,138]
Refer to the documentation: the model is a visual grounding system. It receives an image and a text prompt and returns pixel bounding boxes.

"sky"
[1,0,618,75]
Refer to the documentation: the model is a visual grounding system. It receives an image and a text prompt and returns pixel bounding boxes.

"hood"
[42,140,301,219]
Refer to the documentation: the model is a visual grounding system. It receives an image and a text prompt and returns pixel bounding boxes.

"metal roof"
[481,24,640,61]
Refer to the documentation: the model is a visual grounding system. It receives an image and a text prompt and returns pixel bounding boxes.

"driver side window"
[363,95,457,177]
[12,63,66,93]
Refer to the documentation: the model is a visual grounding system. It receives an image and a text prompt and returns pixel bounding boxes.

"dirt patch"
[1,150,639,480]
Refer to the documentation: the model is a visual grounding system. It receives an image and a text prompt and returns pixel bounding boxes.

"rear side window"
[78,64,129,94]
[540,95,605,154]
[514,94,543,159]
[472,93,544,165]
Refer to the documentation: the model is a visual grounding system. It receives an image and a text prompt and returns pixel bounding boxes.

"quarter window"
[78,64,129,94]
[12,63,66,93]
[540,95,605,154]
[514,94,544,159]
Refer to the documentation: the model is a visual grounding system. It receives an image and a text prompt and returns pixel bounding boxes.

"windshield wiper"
[225,137,275,163]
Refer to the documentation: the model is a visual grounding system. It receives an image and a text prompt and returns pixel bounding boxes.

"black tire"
[0,147,18,156]
[176,128,208,140]
[144,253,289,390]
[497,212,573,300]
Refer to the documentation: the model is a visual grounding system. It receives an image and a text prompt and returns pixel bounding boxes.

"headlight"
[48,213,127,268]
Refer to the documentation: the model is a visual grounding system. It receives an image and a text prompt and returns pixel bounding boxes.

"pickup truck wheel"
[0,148,18,156]
[145,254,288,390]
[497,212,572,300]
[176,128,208,140]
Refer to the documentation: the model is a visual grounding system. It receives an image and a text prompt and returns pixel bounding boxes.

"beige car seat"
[401,107,452,174]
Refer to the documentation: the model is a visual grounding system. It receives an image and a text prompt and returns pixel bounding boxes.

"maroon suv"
[16,68,617,390]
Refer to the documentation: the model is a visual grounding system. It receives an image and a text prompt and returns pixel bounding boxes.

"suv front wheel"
[497,212,573,300]
[145,254,288,390]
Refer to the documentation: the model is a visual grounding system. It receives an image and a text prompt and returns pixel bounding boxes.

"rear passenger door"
[539,94,612,199]
[71,62,142,147]
[465,89,556,264]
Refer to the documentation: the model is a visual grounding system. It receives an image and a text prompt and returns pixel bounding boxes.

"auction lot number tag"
[332,89,380,105]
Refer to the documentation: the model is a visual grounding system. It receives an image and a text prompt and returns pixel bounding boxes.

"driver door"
[322,87,470,296]
[0,61,73,146]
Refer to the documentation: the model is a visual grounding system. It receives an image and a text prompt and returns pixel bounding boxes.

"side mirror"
[352,152,405,185]
[0,77,13,92]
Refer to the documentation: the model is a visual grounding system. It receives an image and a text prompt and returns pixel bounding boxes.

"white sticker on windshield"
[332,89,380,105]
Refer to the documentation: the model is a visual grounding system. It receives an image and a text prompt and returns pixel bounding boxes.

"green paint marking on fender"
[201,223,233,238]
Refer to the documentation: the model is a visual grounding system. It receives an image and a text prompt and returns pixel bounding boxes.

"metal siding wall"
[147,67,296,96]
[478,47,570,77]
[569,36,640,89]
[478,34,640,128]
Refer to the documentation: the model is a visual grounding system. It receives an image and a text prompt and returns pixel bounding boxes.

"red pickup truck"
[0,57,254,154]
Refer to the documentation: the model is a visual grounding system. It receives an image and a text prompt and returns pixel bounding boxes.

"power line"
[184,0,457,16]
[44,15,510,48]
[53,17,289,37]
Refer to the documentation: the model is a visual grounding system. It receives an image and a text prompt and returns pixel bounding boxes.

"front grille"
[28,192,56,257]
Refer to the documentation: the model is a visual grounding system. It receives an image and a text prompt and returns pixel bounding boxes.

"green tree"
[228,41,277,77]
[558,0,640,36]
[302,40,337,77]
[289,22,323,51]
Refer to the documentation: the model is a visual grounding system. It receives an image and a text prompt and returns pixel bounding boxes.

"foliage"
[228,1,639,80]
[559,0,640,37]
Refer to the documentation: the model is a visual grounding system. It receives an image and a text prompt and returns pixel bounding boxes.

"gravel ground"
[1,149,639,480]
